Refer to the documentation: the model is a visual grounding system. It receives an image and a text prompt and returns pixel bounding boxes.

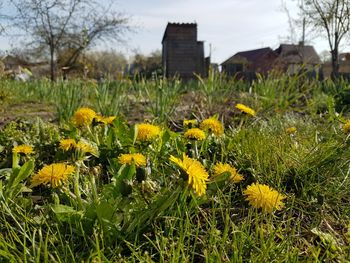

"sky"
[115,0,330,63]
[0,0,332,63]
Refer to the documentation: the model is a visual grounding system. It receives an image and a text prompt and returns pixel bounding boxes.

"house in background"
[162,23,209,80]
[221,47,277,77]
[274,44,321,75]
[221,43,321,79]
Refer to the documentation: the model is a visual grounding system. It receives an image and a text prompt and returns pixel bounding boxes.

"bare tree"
[280,1,299,44]
[10,0,130,81]
[301,0,350,79]
[0,1,8,34]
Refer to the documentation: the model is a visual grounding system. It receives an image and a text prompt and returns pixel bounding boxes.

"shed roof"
[162,22,197,43]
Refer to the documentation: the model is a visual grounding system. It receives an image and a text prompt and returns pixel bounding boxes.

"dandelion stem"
[89,173,98,204]
[194,141,199,158]
[87,125,100,146]
[74,165,83,210]
[12,152,20,169]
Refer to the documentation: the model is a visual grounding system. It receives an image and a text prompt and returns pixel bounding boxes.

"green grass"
[0,74,349,262]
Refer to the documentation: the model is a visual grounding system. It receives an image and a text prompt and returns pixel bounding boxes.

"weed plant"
[0,74,349,262]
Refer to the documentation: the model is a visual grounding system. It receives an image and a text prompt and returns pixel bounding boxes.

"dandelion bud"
[136,167,147,182]
[120,180,133,197]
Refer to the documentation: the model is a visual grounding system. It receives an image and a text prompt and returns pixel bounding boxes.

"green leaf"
[209,171,231,184]
[207,172,231,194]
[116,163,136,181]
[96,201,114,222]
[126,186,181,234]
[114,164,136,197]
[51,204,80,214]
[113,119,133,146]
[102,183,119,199]
[12,160,34,187]
[161,129,171,143]
[105,129,114,149]
[9,184,31,201]
[51,204,83,222]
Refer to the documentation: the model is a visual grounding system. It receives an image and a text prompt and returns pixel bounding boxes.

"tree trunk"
[331,31,339,80]
[331,48,339,80]
[50,45,56,81]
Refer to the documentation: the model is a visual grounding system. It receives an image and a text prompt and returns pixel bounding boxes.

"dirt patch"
[0,101,56,128]
[0,90,248,129]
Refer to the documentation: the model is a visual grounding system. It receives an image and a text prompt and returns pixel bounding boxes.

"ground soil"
[0,90,242,129]
[0,101,56,128]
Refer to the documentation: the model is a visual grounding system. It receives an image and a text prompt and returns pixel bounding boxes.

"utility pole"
[209,43,212,58]
[301,0,305,46]
[302,17,305,46]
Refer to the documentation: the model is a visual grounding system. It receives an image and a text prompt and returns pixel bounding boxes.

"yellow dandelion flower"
[343,121,350,133]
[59,139,76,151]
[72,107,97,126]
[94,115,116,125]
[235,103,256,117]
[184,128,206,141]
[286,127,297,134]
[104,116,116,124]
[118,153,146,167]
[169,155,186,171]
[183,119,198,128]
[243,183,286,213]
[200,117,224,136]
[94,115,105,124]
[170,154,209,196]
[136,123,161,141]
[12,145,34,155]
[213,162,244,183]
[30,163,75,188]
[76,140,98,155]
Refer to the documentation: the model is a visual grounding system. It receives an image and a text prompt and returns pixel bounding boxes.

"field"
[0,73,350,262]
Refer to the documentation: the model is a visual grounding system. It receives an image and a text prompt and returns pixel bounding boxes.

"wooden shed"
[162,23,207,80]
